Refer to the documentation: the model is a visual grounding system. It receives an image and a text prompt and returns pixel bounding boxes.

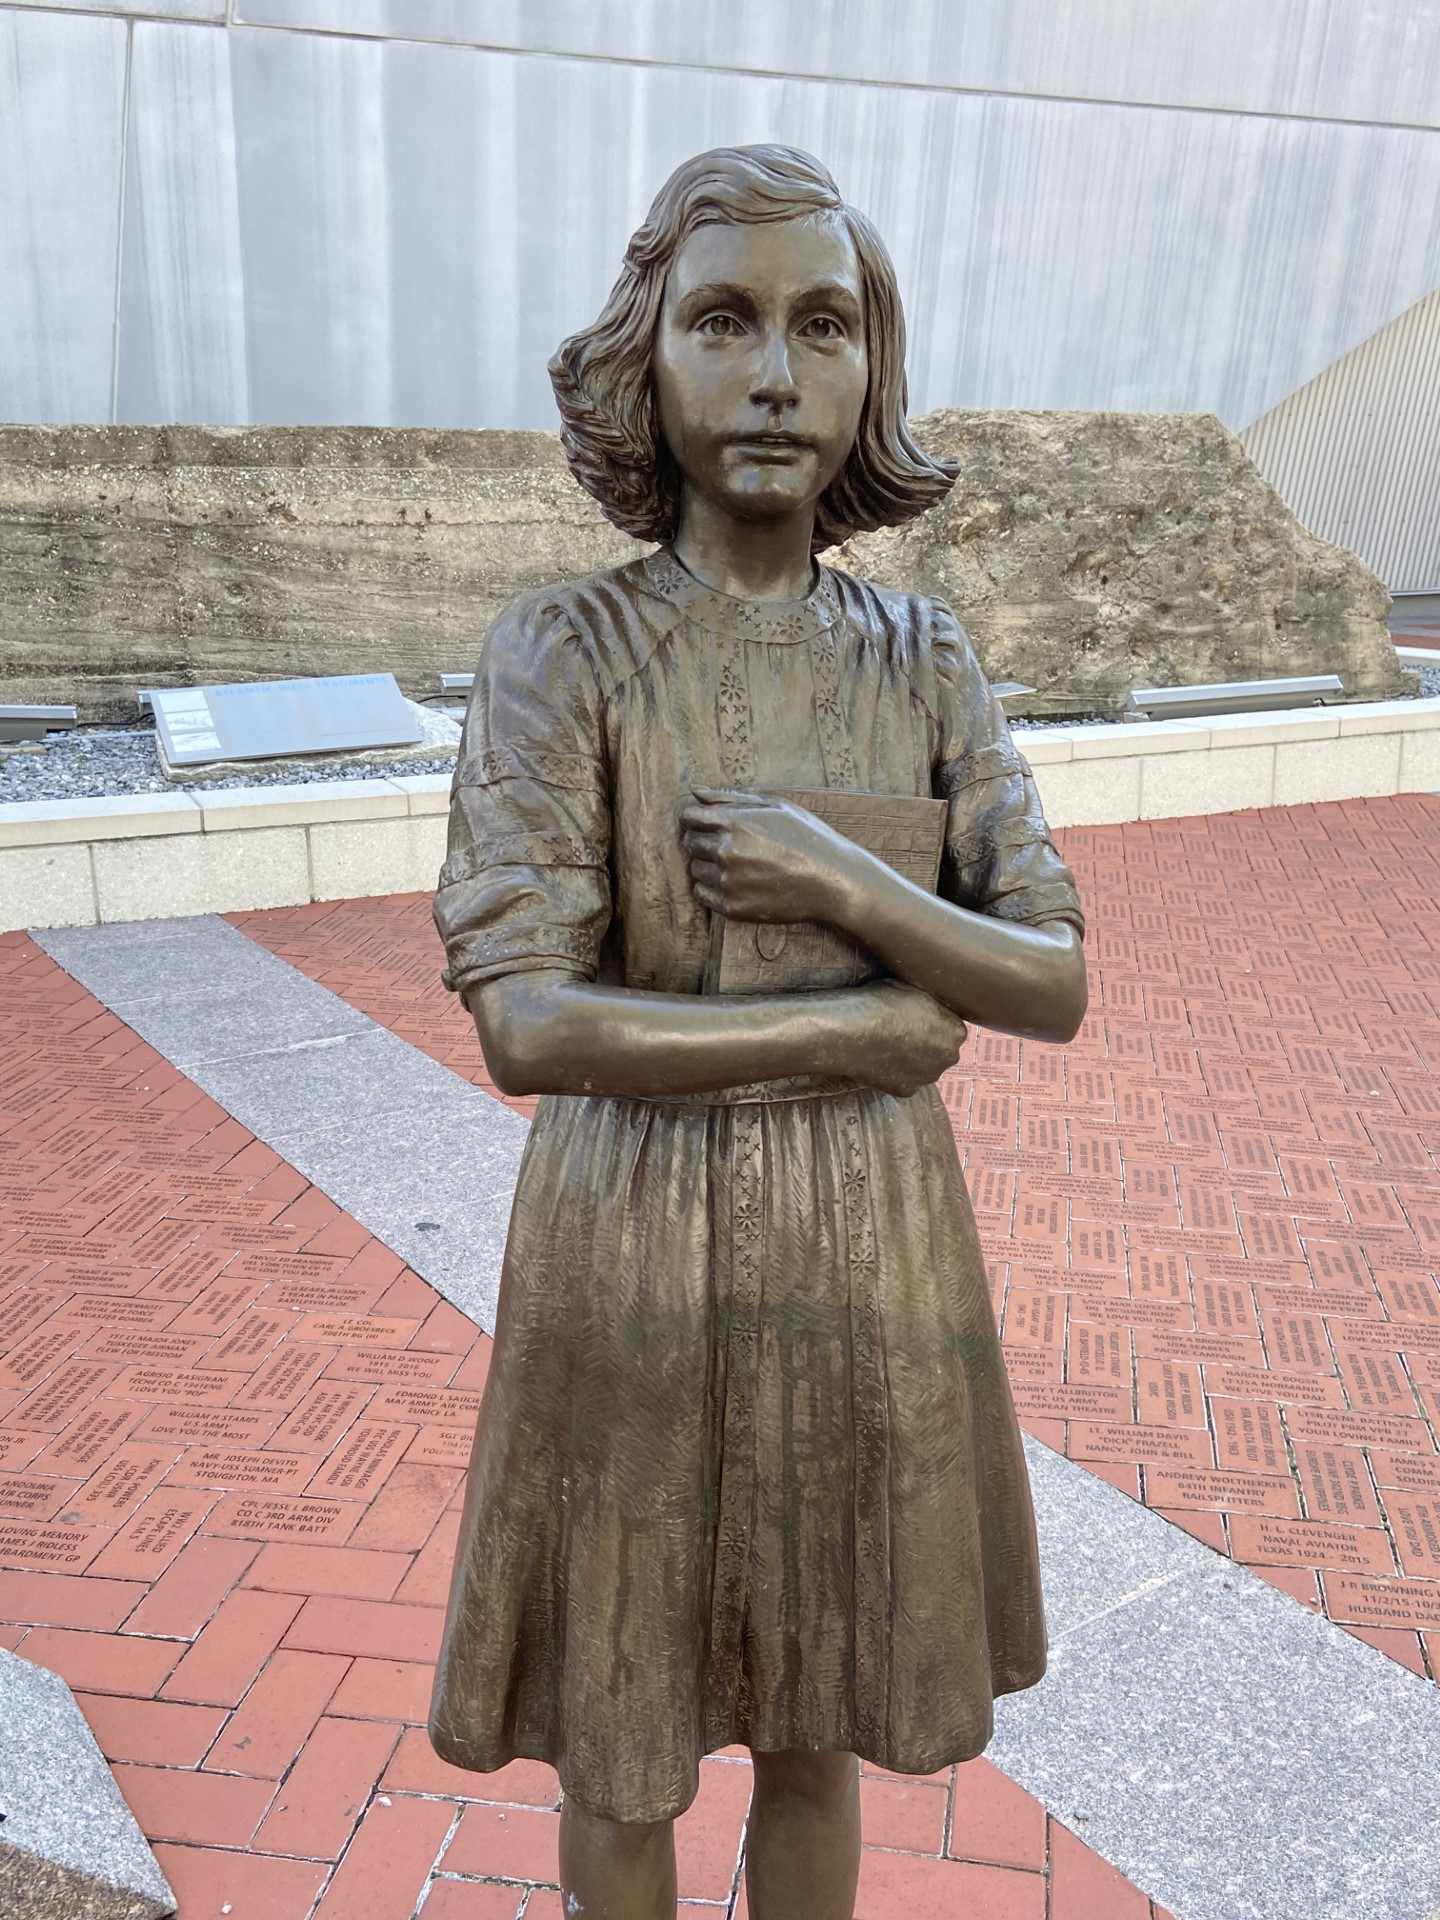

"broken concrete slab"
[0,1647,174,1920]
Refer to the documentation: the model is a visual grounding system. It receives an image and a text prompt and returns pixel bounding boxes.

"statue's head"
[550,145,956,553]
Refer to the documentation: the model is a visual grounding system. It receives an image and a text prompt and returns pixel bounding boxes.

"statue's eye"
[800,313,844,340]
[699,312,743,337]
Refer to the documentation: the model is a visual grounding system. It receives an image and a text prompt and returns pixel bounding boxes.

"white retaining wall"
[3,700,1439,934]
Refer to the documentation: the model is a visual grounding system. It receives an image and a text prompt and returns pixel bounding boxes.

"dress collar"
[641,547,841,644]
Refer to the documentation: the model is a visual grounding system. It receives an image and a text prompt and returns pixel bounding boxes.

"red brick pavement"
[0,930,1169,1918]
[237,795,1440,1682]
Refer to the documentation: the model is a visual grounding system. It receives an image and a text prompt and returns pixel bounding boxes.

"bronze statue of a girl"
[430,145,1086,1920]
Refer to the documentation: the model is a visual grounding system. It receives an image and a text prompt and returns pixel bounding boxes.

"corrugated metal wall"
[1241,287,1440,594]
[2,0,1438,585]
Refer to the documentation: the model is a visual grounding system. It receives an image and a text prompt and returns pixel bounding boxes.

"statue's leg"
[558,1795,677,1919]
[745,1749,861,1920]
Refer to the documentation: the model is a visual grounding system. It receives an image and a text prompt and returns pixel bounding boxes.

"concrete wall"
[0,415,1405,724]
[2,0,1439,442]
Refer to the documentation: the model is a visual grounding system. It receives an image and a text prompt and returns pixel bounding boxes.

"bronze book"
[703,789,949,996]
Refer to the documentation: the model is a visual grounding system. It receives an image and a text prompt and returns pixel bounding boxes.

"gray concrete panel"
[116,20,249,424]
[231,0,1440,132]
[15,1,222,16]
[111,23,1440,433]
[0,8,127,424]
[0,1647,174,1920]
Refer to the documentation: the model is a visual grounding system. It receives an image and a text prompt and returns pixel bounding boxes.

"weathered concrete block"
[0,1648,174,1919]
[0,424,643,723]
[0,414,1403,722]
[836,410,1405,715]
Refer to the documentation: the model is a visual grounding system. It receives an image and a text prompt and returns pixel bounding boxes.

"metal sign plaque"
[151,673,423,766]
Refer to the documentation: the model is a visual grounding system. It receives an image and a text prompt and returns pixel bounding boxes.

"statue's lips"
[726,434,814,459]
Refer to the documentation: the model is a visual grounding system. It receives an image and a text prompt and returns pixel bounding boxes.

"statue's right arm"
[467,970,966,1101]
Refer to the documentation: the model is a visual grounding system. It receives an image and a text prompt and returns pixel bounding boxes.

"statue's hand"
[680,787,863,925]
[847,980,968,1095]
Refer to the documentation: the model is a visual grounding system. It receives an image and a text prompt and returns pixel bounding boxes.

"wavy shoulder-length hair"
[548,144,956,552]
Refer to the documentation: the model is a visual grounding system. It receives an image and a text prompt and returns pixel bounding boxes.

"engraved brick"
[208,1494,361,1544]
[1205,1364,1343,1406]
[404,1425,473,1470]
[309,1422,414,1499]
[366,1384,483,1425]
[143,1248,235,1302]
[1229,1514,1394,1572]
[0,1326,81,1388]
[87,1491,213,1579]
[69,1441,181,1524]
[1145,1469,1298,1514]
[1294,1444,1381,1523]
[1067,1421,1210,1466]
[1136,1330,1253,1364]
[1137,1358,1206,1427]
[1386,1498,1440,1578]
[1287,1405,1432,1451]
[1323,1574,1440,1630]
[135,1404,281,1447]
[31,1402,143,1476]
[231,1252,348,1285]
[1369,1451,1440,1496]
[12,1361,117,1429]
[1002,1290,1064,1348]
[1010,1382,1131,1422]
[0,1519,104,1571]
[1333,1346,1413,1412]
[81,1330,214,1366]
[165,1278,263,1331]
[233,1345,333,1412]
[0,1289,60,1346]
[52,1294,183,1329]
[0,1473,77,1519]
[109,1365,235,1405]
[168,1447,313,1492]
[323,1347,455,1386]
[205,1312,294,1371]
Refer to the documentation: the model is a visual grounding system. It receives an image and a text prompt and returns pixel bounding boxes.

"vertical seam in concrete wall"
[107,15,133,425]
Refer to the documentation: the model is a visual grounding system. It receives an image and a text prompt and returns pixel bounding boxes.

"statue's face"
[653,212,868,531]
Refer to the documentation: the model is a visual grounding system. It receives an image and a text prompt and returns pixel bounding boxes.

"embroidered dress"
[429,550,1084,1823]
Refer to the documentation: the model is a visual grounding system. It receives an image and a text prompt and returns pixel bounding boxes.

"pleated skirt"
[428,1082,1046,1823]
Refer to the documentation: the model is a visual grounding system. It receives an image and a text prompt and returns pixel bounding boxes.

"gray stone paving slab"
[1009,1438,1440,1920]
[0,1648,174,1919]
[195,1024,474,1137]
[40,915,278,1005]
[122,975,372,1065]
[34,912,1440,1920]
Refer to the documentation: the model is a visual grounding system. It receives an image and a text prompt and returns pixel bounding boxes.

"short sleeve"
[433,594,611,999]
[931,601,1085,937]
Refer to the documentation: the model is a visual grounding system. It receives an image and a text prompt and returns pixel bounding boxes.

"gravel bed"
[0,725,459,803]
[4,680,1435,805]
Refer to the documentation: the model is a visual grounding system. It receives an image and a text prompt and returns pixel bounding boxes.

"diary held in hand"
[702,789,949,995]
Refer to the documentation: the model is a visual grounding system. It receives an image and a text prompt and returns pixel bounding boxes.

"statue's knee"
[750,1748,858,1810]
[562,1795,673,1859]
